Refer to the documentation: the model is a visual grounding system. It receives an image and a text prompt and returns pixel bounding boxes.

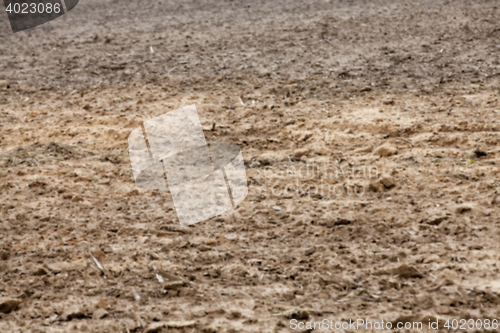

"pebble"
[380,175,395,189]
[0,251,10,261]
[272,206,281,211]
[426,216,447,226]
[162,281,184,290]
[61,306,87,321]
[145,322,165,333]
[392,264,423,279]
[305,247,316,256]
[145,321,197,332]
[0,298,20,314]
[32,267,48,276]
[282,308,310,320]
[166,320,197,328]
[96,299,108,308]
[354,146,373,153]
[373,144,397,157]
[93,308,108,320]
[368,180,385,192]
[456,204,473,214]
[292,148,310,160]
[92,249,106,262]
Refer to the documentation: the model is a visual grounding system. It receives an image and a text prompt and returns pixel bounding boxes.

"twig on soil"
[89,252,106,275]
[132,288,141,302]
[151,266,165,284]
[393,137,414,147]
[320,32,331,44]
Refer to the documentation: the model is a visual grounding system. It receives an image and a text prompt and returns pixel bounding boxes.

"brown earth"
[1,0,500,332]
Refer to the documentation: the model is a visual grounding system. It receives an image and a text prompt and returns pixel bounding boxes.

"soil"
[1,0,500,332]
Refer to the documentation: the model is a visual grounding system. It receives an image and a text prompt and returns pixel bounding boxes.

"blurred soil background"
[0,0,500,332]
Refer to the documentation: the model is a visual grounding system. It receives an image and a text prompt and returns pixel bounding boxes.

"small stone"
[354,146,373,153]
[257,157,272,166]
[380,175,395,189]
[145,322,165,333]
[92,249,106,262]
[166,320,197,328]
[423,254,440,263]
[485,280,500,294]
[62,306,87,321]
[198,245,210,252]
[334,218,351,226]
[258,69,271,77]
[32,267,48,276]
[292,149,310,160]
[426,216,447,226]
[227,311,242,319]
[305,247,316,256]
[456,205,473,214]
[0,298,20,313]
[393,264,423,279]
[23,288,35,298]
[368,180,385,192]
[473,150,487,158]
[0,81,8,90]
[96,299,108,309]
[0,251,10,261]
[282,308,309,320]
[272,206,281,211]
[93,308,108,320]
[373,145,397,157]
[313,147,329,156]
[81,201,92,207]
[249,161,261,168]
[162,281,184,290]
[47,262,65,274]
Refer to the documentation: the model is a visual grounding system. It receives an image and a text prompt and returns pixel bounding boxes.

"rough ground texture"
[1,0,500,332]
